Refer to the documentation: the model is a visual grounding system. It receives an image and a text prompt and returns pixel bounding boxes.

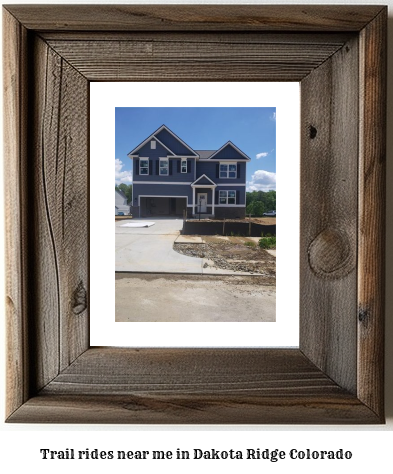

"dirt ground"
[174,236,276,277]
[115,273,275,322]
[249,217,276,225]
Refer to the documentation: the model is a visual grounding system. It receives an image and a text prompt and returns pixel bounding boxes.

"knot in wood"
[308,228,354,279]
[72,281,87,315]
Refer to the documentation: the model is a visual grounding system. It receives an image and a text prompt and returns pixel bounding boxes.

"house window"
[181,158,187,173]
[159,158,169,175]
[139,158,149,175]
[219,190,236,205]
[151,140,156,149]
[220,163,237,178]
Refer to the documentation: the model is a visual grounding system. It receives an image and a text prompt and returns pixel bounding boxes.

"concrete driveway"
[115,218,204,273]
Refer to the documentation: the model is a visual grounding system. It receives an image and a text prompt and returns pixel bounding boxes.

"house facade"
[129,125,250,219]
[115,189,131,215]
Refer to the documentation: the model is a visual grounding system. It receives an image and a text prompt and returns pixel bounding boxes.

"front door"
[197,193,207,213]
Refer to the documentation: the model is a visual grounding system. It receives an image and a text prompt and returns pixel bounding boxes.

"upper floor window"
[139,158,149,175]
[151,140,156,149]
[159,158,169,175]
[220,163,237,178]
[181,159,187,173]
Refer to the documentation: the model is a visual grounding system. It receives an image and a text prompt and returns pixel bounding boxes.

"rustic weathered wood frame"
[3,5,386,423]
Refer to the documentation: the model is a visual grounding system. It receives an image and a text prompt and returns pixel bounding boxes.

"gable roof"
[195,150,216,160]
[115,189,127,200]
[191,174,217,187]
[207,141,251,161]
[128,125,198,157]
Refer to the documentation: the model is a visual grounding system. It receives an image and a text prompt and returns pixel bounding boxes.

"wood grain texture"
[28,36,89,391]
[7,348,380,424]
[3,5,384,32]
[3,9,29,417]
[46,37,348,82]
[300,36,359,394]
[3,5,386,424]
[357,9,386,418]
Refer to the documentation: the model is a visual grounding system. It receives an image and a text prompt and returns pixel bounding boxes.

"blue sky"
[115,107,276,191]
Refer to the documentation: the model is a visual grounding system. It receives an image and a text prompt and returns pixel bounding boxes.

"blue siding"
[196,161,246,185]
[133,154,195,183]
[130,128,248,214]
[133,183,193,204]
[215,186,246,205]
[211,144,248,160]
[155,128,196,156]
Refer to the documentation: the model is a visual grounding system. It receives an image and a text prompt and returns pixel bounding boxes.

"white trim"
[208,141,251,161]
[219,189,237,205]
[154,125,199,157]
[219,162,237,179]
[133,181,192,185]
[191,173,216,186]
[139,157,149,176]
[138,195,189,207]
[152,136,176,156]
[127,128,175,156]
[216,183,246,186]
[206,159,249,162]
[192,185,216,188]
[216,204,245,207]
[159,157,169,176]
[150,140,156,149]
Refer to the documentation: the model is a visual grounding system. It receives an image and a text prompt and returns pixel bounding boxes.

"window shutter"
[169,160,173,175]
[177,160,180,173]
[216,164,219,178]
[187,160,191,173]
[149,160,153,175]
[216,190,219,203]
[135,159,139,175]
[237,163,241,178]
[156,160,159,175]
[236,190,240,204]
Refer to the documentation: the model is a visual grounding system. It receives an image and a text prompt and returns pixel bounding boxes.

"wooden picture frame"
[3,5,386,424]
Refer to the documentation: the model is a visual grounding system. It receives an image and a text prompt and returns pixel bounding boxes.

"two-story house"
[128,125,250,219]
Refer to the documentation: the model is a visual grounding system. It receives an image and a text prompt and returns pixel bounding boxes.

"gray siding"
[115,190,127,206]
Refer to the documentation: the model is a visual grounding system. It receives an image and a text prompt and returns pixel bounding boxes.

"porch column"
[192,186,196,216]
[212,187,215,217]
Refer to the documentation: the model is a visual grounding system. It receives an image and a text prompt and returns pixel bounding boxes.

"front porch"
[191,174,217,218]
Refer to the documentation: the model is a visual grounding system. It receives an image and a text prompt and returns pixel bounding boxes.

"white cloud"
[256,152,268,159]
[115,158,133,184]
[247,170,276,192]
[270,112,276,121]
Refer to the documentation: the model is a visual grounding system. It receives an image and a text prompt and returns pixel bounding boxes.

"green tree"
[246,190,276,215]
[115,183,133,204]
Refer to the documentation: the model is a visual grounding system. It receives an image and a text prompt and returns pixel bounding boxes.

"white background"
[1,0,392,472]
[91,81,300,347]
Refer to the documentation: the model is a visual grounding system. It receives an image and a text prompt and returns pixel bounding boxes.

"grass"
[244,241,257,248]
[259,236,276,249]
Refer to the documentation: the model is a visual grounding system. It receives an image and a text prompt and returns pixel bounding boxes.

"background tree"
[115,183,133,204]
[246,190,276,216]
